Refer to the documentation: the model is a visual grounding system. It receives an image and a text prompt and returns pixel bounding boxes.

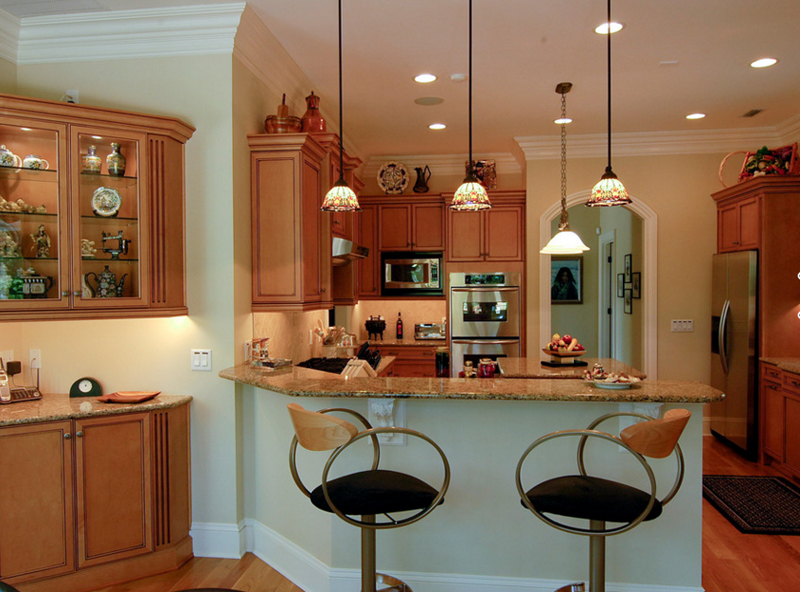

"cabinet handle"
[61,291,70,297]
[320,287,326,293]
[76,431,84,437]
[73,291,81,297]
[767,384,780,390]
[791,380,800,388]
[64,433,71,439]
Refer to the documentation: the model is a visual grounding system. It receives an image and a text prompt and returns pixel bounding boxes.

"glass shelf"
[0,211,58,219]
[80,215,139,223]
[0,167,58,180]
[82,257,139,263]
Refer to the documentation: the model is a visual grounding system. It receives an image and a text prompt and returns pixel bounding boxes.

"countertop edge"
[760,357,800,376]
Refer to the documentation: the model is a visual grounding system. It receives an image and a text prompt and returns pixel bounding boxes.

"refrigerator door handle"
[719,299,730,375]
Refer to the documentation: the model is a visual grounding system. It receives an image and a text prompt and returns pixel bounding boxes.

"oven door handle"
[451,287,518,293]
[451,339,520,345]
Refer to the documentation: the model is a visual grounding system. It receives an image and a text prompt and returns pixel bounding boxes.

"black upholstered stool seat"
[525,474,663,524]
[311,469,440,516]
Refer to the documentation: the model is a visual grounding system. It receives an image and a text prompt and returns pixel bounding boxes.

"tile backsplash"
[253,310,328,362]
[338,300,447,340]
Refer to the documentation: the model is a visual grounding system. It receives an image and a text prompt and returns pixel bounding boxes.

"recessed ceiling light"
[414,73,437,83]
[595,21,624,34]
[429,123,446,130]
[450,73,467,82]
[686,113,706,120]
[415,96,444,106]
[554,117,572,125]
[750,58,778,68]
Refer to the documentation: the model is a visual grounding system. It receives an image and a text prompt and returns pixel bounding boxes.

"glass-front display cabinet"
[0,93,194,321]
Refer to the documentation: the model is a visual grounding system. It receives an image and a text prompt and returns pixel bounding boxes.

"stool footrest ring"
[376,572,412,592]
[555,583,585,592]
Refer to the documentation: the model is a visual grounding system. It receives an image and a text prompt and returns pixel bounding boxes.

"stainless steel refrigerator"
[710,251,758,459]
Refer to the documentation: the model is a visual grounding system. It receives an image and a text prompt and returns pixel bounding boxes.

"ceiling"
[3,0,800,162]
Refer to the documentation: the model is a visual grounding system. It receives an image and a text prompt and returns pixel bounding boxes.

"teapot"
[413,165,431,193]
[84,265,127,298]
[22,154,49,170]
[0,145,22,168]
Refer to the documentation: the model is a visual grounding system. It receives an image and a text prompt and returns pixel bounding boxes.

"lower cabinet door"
[0,421,75,582]
[76,413,153,568]
[762,380,784,459]
[784,395,800,476]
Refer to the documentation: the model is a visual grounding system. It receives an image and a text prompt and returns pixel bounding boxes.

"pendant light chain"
[468,0,474,173]
[559,90,569,231]
[337,0,345,181]
[605,0,612,173]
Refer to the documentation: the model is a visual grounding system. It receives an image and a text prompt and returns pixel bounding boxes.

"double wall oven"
[449,272,521,376]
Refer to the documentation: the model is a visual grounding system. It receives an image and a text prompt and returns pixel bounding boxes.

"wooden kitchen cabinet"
[761,369,784,459]
[0,403,191,591]
[250,133,332,311]
[0,93,194,321]
[759,362,800,480]
[357,204,380,298]
[371,344,437,377]
[446,192,525,262]
[377,198,445,251]
[717,196,759,252]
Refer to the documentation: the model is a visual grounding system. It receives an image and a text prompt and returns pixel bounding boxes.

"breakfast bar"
[224,362,721,592]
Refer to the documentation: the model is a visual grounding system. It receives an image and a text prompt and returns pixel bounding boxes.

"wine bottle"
[396,312,403,339]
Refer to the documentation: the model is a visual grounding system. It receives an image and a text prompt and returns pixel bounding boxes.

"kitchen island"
[224,361,719,592]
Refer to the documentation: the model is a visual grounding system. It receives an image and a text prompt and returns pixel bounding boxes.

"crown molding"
[514,124,797,161]
[363,153,521,178]
[15,3,245,64]
[0,9,20,64]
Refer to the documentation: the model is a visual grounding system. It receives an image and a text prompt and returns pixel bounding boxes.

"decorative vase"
[82,145,102,174]
[413,165,431,193]
[301,92,326,133]
[106,143,126,177]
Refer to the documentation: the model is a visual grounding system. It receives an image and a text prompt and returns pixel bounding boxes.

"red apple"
[563,335,572,344]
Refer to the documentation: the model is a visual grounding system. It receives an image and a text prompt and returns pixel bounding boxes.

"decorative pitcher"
[84,265,127,298]
[413,165,431,193]
[301,92,326,133]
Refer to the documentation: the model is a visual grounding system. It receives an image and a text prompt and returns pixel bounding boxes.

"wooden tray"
[97,391,160,403]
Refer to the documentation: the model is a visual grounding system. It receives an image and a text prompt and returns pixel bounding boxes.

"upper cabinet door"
[411,203,445,251]
[379,204,411,250]
[447,210,484,261]
[484,204,524,261]
[71,127,149,310]
[0,118,70,310]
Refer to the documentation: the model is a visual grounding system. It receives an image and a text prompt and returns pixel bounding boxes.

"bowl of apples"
[542,333,586,363]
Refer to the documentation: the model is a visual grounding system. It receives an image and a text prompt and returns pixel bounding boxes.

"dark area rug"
[703,475,800,535]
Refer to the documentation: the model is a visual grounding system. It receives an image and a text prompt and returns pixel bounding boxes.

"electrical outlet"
[191,349,212,371]
[29,349,41,369]
[0,350,13,368]
[64,89,79,104]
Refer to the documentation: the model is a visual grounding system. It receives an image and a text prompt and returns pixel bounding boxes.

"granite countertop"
[365,338,447,347]
[0,393,192,427]
[220,363,721,403]
[499,357,646,379]
[761,357,800,376]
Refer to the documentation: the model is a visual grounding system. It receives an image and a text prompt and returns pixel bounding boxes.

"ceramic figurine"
[106,143,126,177]
[0,232,20,257]
[81,238,97,259]
[82,145,102,174]
[30,224,51,258]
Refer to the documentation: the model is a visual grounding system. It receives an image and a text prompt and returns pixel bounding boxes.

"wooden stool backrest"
[287,403,359,451]
[620,409,691,458]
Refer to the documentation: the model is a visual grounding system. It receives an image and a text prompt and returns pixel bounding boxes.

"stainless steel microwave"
[381,252,443,296]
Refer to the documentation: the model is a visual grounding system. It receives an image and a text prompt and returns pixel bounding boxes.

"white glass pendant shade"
[321,178,361,211]
[450,174,491,211]
[540,229,590,254]
[587,169,631,207]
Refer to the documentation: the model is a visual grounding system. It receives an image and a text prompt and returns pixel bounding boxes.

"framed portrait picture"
[617,273,625,298]
[632,272,641,299]
[551,256,583,304]
[624,254,632,282]
[624,289,633,314]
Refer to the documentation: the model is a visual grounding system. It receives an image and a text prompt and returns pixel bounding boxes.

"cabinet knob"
[62,291,70,297]
[320,287,326,293]
[768,384,780,390]
[73,291,81,297]
[76,431,84,437]
[64,433,71,439]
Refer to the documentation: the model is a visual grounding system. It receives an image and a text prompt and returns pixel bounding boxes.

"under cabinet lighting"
[595,21,624,34]
[20,127,32,131]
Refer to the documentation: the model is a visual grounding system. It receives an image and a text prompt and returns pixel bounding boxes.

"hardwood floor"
[702,435,800,592]
[90,436,800,592]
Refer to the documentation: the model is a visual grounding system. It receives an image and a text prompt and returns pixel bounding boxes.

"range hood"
[332,237,369,266]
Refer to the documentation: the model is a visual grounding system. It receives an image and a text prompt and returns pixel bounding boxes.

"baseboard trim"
[188,519,703,592]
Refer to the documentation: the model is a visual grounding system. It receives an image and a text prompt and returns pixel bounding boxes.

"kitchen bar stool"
[515,409,691,592]
[0,582,21,592]
[288,403,450,592]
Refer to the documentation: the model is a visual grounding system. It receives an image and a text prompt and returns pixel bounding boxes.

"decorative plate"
[585,379,636,390]
[91,186,122,217]
[377,161,409,195]
[97,391,161,403]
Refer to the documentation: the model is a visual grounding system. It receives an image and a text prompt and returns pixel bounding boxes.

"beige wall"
[528,152,721,382]
[6,54,242,529]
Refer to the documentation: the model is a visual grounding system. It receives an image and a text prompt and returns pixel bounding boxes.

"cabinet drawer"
[762,363,782,381]
[784,372,800,396]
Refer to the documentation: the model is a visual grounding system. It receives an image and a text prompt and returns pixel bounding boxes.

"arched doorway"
[538,190,659,379]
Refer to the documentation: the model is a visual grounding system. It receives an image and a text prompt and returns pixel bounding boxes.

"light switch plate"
[191,349,212,371]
